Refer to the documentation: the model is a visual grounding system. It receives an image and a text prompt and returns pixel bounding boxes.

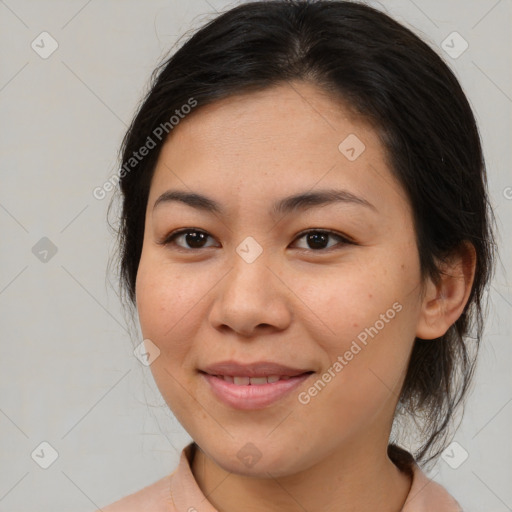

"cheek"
[294,257,417,392]
[135,257,204,421]
[135,257,203,359]
[292,259,399,340]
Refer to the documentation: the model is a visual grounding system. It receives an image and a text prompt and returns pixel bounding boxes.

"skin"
[135,81,475,512]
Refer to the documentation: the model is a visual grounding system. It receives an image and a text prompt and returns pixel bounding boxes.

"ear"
[416,242,477,340]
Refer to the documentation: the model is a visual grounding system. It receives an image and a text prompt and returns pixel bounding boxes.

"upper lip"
[201,360,312,377]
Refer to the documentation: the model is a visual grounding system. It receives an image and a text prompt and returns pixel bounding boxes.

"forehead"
[148,81,408,220]
[163,81,372,158]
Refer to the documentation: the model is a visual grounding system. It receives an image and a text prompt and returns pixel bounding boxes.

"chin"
[203,440,312,478]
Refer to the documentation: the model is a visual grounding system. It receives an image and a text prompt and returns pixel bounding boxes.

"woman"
[98,1,496,510]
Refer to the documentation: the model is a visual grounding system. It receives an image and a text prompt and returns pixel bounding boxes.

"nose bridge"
[226,238,273,305]
[209,238,291,335]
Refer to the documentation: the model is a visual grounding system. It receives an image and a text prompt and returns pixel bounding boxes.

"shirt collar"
[170,442,462,512]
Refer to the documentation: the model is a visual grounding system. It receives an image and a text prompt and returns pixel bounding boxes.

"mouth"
[203,374,304,385]
[199,361,314,409]
[200,360,313,378]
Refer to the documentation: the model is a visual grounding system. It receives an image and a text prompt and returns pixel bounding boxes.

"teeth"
[221,375,289,385]
[249,377,268,385]
[233,376,250,385]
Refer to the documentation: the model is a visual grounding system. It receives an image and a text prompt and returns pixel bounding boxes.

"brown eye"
[160,228,353,252]
[161,229,218,250]
[293,230,351,251]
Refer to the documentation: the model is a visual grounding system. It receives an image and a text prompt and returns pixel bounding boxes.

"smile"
[212,375,293,384]
[201,371,313,409]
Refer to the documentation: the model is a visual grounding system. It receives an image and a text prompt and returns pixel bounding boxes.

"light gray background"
[0,0,510,510]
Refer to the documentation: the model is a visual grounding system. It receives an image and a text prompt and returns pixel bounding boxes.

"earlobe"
[416,242,476,340]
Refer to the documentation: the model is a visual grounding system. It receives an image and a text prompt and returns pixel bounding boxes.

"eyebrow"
[152,188,377,216]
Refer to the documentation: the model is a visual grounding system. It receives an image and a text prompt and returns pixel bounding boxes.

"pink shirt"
[97,443,462,511]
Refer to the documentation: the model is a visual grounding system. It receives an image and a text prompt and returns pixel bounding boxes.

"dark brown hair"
[108,0,496,464]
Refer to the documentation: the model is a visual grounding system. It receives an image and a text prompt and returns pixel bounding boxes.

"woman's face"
[135,81,426,476]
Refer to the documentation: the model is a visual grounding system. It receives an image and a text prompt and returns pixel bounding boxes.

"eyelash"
[158,228,355,253]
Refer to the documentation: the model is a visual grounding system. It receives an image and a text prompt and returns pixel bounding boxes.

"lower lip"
[202,372,312,410]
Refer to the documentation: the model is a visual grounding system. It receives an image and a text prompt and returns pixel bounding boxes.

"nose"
[208,252,292,338]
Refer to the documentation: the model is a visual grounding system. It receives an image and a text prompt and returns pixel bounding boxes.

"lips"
[214,375,292,385]
[201,360,312,378]
[200,360,314,409]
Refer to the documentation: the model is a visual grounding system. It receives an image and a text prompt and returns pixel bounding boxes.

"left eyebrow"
[272,189,377,216]
[152,188,377,216]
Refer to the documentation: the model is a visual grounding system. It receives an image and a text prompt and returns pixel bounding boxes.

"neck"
[190,438,412,512]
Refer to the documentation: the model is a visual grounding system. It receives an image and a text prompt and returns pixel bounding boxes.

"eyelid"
[292,228,355,247]
[158,228,355,251]
[158,228,218,249]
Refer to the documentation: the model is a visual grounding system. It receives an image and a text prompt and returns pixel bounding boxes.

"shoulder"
[93,443,198,512]
[404,466,463,512]
[389,444,463,512]
[94,474,175,512]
